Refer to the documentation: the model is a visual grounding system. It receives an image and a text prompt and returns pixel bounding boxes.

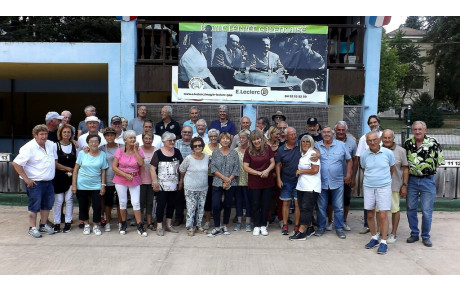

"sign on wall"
[172,22,328,104]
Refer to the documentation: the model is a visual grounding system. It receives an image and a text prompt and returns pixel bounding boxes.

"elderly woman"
[52,124,77,233]
[139,131,157,231]
[202,128,221,230]
[243,130,275,236]
[208,132,239,237]
[179,137,209,236]
[121,117,128,132]
[72,134,108,235]
[290,134,320,241]
[234,129,252,232]
[150,132,184,236]
[112,130,147,237]
[100,127,122,232]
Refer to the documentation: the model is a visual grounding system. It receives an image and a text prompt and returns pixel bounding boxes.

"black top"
[52,142,77,193]
[155,119,182,139]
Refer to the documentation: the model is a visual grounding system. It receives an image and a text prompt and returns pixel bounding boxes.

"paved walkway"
[1,205,459,275]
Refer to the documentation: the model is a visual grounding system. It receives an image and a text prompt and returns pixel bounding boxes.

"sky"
[384,16,408,32]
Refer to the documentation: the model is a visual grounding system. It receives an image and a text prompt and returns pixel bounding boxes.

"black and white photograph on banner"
[174,23,328,104]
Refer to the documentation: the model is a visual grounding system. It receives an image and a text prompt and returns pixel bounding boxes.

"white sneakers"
[105,223,111,232]
[260,226,268,236]
[253,227,260,236]
[387,234,398,243]
[83,224,91,235]
[93,225,102,236]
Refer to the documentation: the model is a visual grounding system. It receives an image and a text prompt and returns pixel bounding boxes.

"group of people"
[12,105,444,255]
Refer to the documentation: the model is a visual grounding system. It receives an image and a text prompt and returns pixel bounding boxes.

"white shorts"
[363,185,392,211]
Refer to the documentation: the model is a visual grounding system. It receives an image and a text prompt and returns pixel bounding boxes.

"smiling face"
[220,135,231,147]
[60,127,72,142]
[189,108,199,123]
[209,132,218,144]
[125,135,136,146]
[86,121,99,134]
[366,132,380,153]
[239,133,248,146]
[270,129,280,141]
[241,117,251,130]
[181,126,193,142]
[88,136,100,149]
[412,122,426,142]
[142,134,153,147]
[321,127,333,143]
[161,107,170,121]
[301,139,311,152]
[192,141,204,153]
[104,133,116,144]
[381,130,394,149]
[61,112,71,125]
[335,124,347,141]
[34,131,48,147]
[196,121,206,135]
[251,137,262,150]
[143,122,153,132]
[218,109,227,120]
[256,119,265,131]
[368,117,380,131]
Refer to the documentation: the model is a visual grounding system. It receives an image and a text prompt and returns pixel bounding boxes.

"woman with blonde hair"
[234,129,252,232]
[202,128,221,230]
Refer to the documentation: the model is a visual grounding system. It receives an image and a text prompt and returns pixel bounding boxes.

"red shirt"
[243,145,275,189]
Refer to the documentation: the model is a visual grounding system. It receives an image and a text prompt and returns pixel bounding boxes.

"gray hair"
[123,130,137,141]
[84,105,96,113]
[412,120,427,129]
[382,129,395,138]
[189,106,199,112]
[196,118,207,127]
[365,130,380,140]
[163,105,173,115]
[162,131,176,141]
[208,128,220,136]
[334,121,348,131]
[321,125,334,134]
[218,105,228,112]
[238,129,250,137]
[299,134,315,153]
[61,110,72,117]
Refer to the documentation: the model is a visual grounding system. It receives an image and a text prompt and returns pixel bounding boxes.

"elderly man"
[45,111,63,142]
[314,125,352,239]
[298,117,322,142]
[271,111,286,126]
[381,129,409,243]
[12,124,57,238]
[136,119,163,148]
[77,105,105,138]
[277,121,288,146]
[183,106,203,135]
[155,106,181,139]
[288,38,325,79]
[275,127,301,236]
[212,34,245,88]
[192,119,209,144]
[209,105,236,135]
[360,131,395,255]
[128,105,150,135]
[230,116,251,150]
[404,121,444,247]
[172,126,194,226]
[356,115,383,234]
[110,115,125,145]
[250,37,285,73]
[77,116,107,152]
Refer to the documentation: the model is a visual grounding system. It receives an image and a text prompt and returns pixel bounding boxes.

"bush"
[410,92,444,128]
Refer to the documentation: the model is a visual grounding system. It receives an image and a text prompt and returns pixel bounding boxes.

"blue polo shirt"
[360,146,395,188]
[209,120,237,135]
[340,135,357,176]
[275,142,301,184]
[315,139,351,190]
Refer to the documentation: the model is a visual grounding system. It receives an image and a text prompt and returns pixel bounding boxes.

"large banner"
[173,22,328,104]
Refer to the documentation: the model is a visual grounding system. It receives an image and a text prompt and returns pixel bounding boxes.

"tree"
[411,92,444,128]
[378,32,408,113]
[423,16,460,108]
[405,16,424,30]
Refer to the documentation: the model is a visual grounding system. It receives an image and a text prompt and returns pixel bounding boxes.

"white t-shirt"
[296,148,321,193]
[136,134,163,149]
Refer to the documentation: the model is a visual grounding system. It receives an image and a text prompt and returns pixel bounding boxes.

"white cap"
[85,116,100,123]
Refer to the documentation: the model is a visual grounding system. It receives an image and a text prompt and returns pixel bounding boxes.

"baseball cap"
[45,111,64,121]
[85,116,100,123]
[111,116,122,124]
[306,117,318,125]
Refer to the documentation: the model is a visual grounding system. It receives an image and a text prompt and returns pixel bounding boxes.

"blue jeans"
[235,186,251,218]
[406,175,436,239]
[317,186,344,229]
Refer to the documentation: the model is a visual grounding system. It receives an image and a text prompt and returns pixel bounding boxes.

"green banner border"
[179,23,327,34]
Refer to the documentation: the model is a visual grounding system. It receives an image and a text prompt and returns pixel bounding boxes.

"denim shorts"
[26,181,55,212]
[280,182,297,201]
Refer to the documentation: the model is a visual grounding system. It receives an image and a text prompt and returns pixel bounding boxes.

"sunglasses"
[192,144,203,149]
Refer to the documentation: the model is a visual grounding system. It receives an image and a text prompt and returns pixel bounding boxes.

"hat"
[271,111,286,122]
[111,115,122,124]
[85,116,100,123]
[45,111,64,121]
[103,127,117,136]
[307,117,318,125]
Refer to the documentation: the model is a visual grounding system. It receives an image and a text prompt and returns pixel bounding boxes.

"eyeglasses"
[165,140,175,143]
[182,131,192,134]
[209,136,218,139]
[192,144,203,149]
[88,140,99,144]
[301,140,311,143]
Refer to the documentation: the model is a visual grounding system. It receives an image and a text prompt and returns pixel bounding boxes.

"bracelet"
[402,183,407,186]
[101,184,106,186]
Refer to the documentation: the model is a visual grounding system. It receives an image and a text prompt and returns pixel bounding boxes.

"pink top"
[139,147,155,184]
[112,147,145,186]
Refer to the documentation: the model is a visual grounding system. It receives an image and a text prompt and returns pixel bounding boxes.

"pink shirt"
[112,147,145,186]
[139,147,155,185]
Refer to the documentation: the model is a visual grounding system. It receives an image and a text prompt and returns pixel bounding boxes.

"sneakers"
[93,225,102,236]
[253,227,260,236]
[290,230,307,241]
[203,221,210,230]
[336,228,346,239]
[314,227,325,236]
[63,223,71,233]
[260,226,268,236]
[234,222,242,231]
[100,217,107,227]
[222,226,230,235]
[28,227,42,238]
[377,243,388,254]
[207,228,222,237]
[343,222,351,231]
[305,226,315,237]
[157,228,165,236]
[119,221,127,235]
[387,234,397,244]
[293,225,300,236]
[406,235,419,243]
[83,224,91,235]
[279,220,284,228]
[245,223,252,232]
[326,220,333,231]
[165,225,178,233]
[365,238,380,249]
[281,224,289,235]
[105,223,111,232]
[79,221,85,229]
[39,224,55,235]
[359,226,370,234]
[53,224,61,233]
[137,223,148,237]
[187,228,195,236]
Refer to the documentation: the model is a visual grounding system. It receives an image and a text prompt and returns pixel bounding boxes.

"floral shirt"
[404,135,445,176]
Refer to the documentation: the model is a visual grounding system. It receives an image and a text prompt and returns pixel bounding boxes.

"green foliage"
[411,92,444,128]
[405,16,424,30]
[378,32,408,112]
[0,16,120,42]
[423,16,460,108]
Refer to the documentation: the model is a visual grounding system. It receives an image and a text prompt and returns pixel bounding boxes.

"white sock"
[381,240,387,245]
[372,234,379,240]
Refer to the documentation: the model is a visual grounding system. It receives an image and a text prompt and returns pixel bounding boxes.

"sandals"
[147,223,156,231]
[188,228,195,236]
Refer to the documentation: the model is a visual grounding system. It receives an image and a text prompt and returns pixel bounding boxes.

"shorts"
[376,191,400,213]
[26,180,55,213]
[363,185,391,211]
[280,182,297,201]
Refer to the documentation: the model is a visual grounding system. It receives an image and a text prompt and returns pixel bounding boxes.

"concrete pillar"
[328,94,344,126]
[242,104,257,131]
